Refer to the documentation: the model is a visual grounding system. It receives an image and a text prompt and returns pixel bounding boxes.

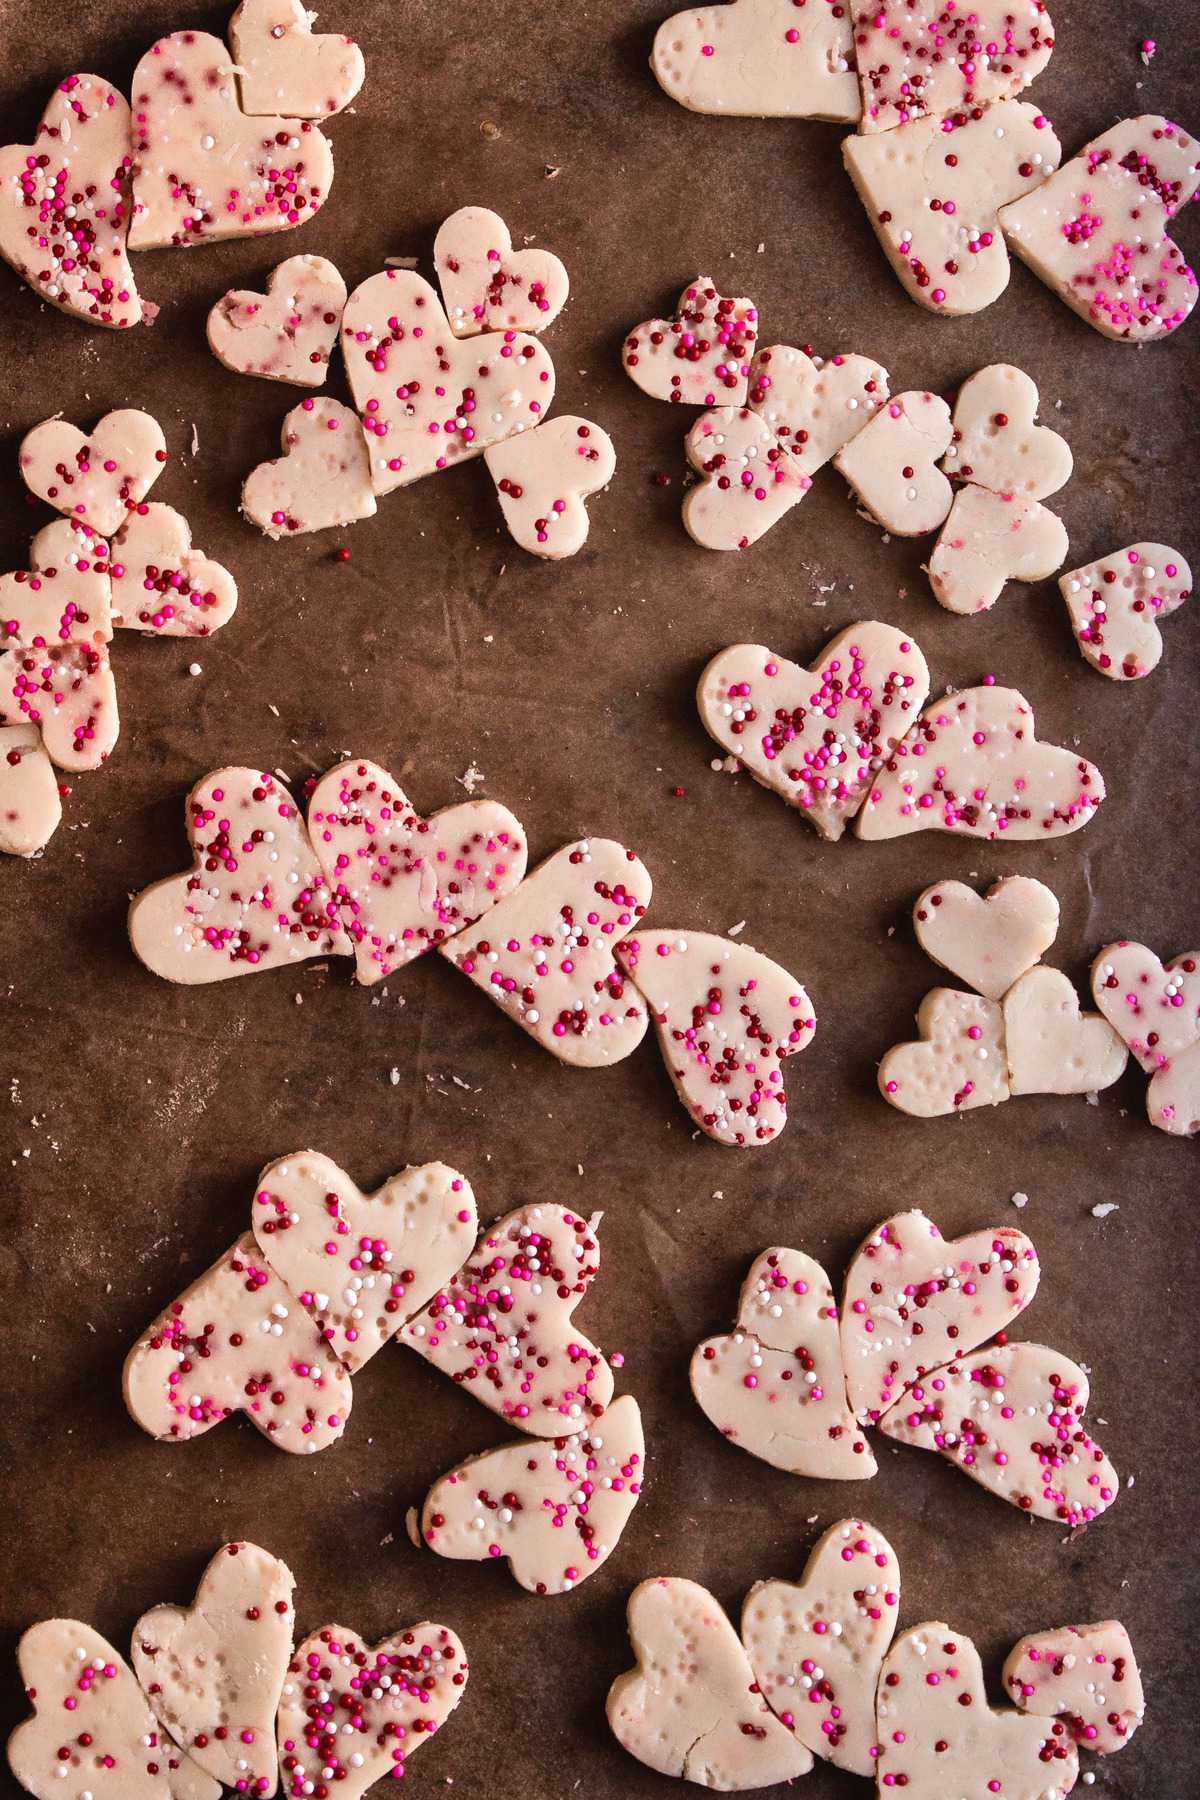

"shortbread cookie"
[1003,967,1128,1096]
[623,277,758,405]
[746,345,889,475]
[434,205,569,336]
[914,876,1060,1001]
[485,416,615,558]
[242,396,377,538]
[1004,1620,1144,1755]
[834,391,953,534]
[207,254,347,384]
[1059,543,1191,680]
[878,989,1011,1116]
[19,408,166,535]
[942,364,1073,498]
[230,0,365,117]
[928,485,1067,614]
[0,725,62,856]
[110,504,238,637]
[683,408,811,551]
[651,0,859,121]
[1147,1039,1200,1137]
[1090,942,1200,1072]
[853,1,1056,134]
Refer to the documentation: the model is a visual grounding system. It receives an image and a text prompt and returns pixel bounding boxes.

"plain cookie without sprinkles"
[834,390,953,535]
[207,253,347,385]
[230,0,365,118]
[928,484,1067,615]
[913,875,1060,1001]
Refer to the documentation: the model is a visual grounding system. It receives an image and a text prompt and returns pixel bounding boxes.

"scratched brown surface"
[0,1,1197,1796]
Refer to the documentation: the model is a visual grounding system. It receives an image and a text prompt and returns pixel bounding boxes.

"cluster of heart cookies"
[6,1540,468,1800]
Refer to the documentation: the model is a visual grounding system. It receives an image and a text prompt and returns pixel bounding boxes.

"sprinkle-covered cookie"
[242,395,377,538]
[623,277,758,405]
[1059,542,1191,680]
[1004,1620,1144,1756]
[1090,941,1200,1073]
[110,504,238,637]
[682,408,812,551]
[19,408,166,536]
[0,520,118,772]
[747,344,889,474]
[852,1,1056,135]
[434,205,569,336]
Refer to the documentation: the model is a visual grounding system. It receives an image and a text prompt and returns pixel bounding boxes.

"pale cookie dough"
[1059,542,1191,680]
[834,391,953,535]
[928,485,1067,614]
[683,409,811,551]
[843,101,1060,314]
[1090,941,1200,1074]
[418,1393,644,1594]
[1003,967,1127,1096]
[207,253,346,385]
[623,278,758,405]
[742,1518,900,1775]
[230,0,365,117]
[651,0,859,122]
[879,1342,1119,1526]
[617,930,816,1147]
[243,395,376,538]
[746,345,889,475]
[439,837,651,1067]
[434,205,569,336]
[914,876,1059,1001]
[689,1247,875,1478]
[878,989,1011,1117]
[875,1622,1079,1799]
[0,75,141,329]
[0,725,62,856]
[128,32,334,249]
[111,504,238,636]
[942,364,1073,499]
[607,1577,814,1789]
[277,1623,468,1799]
[128,767,350,983]
[132,1543,294,1795]
[1147,1038,1200,1137]
[856,684,1105,841]
[1004,1620,1144,1755]
[999,115,1200,343]
[342,269,556,494]
[251,1150,477,1371]
[840,1209,1039,1425]
[400,1204,614,1436]
[485,416,616,558]
[19,408,166,535]
[306,757,527,981]
[853,1,1056,135]
[697,626,931,840]
[7,1621,219,1800]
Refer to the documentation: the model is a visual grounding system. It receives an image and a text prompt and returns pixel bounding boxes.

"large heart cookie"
[834,390,953,534]
[418,1393,644,1594]
[0,75,141,329]
[878,989,1011,1117]
[1147,1038,1200,1137]
[840,1209,1039,1424]
[401,1204,614,1436]
[434,205,569,336]
[1060,542,1191,680]
[242,396,377,538]
[742,1518,899,1775]
[942,364,1073,499]
[1003,1620,1144,1755]
[682,408,812,551]
[914,875,1060,1000]
[928,485,1067,614]
[230,0,365,117]
[307,757,527,982]
[1090,941,1200,1073]
[623,277,758,405]
[128,767,350,983]
[853,1,1056,134]
[110,504,238,637]
[651,0,859,121]
[251,1149,478,1371]
[607,1577,814,1787]
[697,625,931,841]
[0,519,118,772]
[19,408,166,535]
[0,724,62,856]
[484,415,616,559]
[617,930,816,1146]
[132,1543,293,1796]
[747,345,889,474]
[690,1247,874,1477]
[1003,967,1128,1096]
[128,32,334,249]
[207,253,347,385]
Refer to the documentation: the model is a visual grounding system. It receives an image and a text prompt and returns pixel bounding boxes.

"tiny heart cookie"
[242,396,377,538]
[942,364,1073,499]
[434,205,569,336]
[230,0,365,117]
[110,504,238,637]
[651,0,859,121]
[928,485,1067,615]
[0,724,62,856]
[418,1392,644,1594]
[834,390,953,535]
[1147,1039,1200,1137]
[682,408,811,551]
[132,1542,294,1795]
[617,930,816,1147]
[878,989,1010,1117]
[689,1246,874,1477]
[251,1149,478,1371]
[623,276,758,405]
[1059,542,1191,680]
[207,253,347,385]
[1003,1620,1145,1755]
[277,1622,468,1799]
[742,1518,900,1775]
[840,1208,1039,1424]
[853,0,1056,134]
[484,415,616,558]
[879,1342,1120,1526]
[914,876,1060,1001]
[1003,966,1127,1096]
[1090,941,1200,1072]
[0,74,141,329]
[401,1204,614,1435]
[697,625,931,840]
[746,345,890,475]
[306,757,527,982]
[19,408,166,536]
[607,1577,814,1788]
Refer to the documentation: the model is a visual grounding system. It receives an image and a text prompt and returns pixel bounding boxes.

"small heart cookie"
[1060,542,1191,680]
[1090,941,1200,1072]
[434,205,569,336]
[110,504,238,637]
[623,277,758,405]
[1003,966,1127,1096]
[853,1,1056,134]
[0,75,140,329]
[242,396,377,538]
[878,989,1011,1117]
[419,1393,644,1594]
[207,253,347,385]
[928,485,1067,615]
[742,1518,900,1775]
[0,520,118,772]
[484,415,616,559]
[682,408,812,551]
[19,408,166,535]
[942,364,1073,499]
[914,876,1060,1001]
[689,1247,874,1477]
[747,345,890,475]
[834,390,953,535]
[230,0,365,117]
[1148,1039,1200,1137]
[1003,1620,1144,1755]
[0,725,62,856]
[132,1543,294,1796]
[651,0,859,121]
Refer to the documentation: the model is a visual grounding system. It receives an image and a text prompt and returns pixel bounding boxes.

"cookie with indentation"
[834,391,953,534]
[651,0,859,121]
[878,989,1011,1117]
[1003,1620,1144,1755]
[1059,542,1191,680]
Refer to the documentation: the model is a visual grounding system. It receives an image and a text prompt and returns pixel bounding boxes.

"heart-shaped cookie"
[341,269,556,495]
[622,277,758,405]
[243,396,377,538]
[128,767,350,983]
[690,1247,874,1477]
[914,876,1060,1000]
[942,364,1073,499]
[128,32,334,249]
[835,390,953,534]
[19,408,166,535]
[0,75,141,330]
[276,1622,468,1798]
[742,1518,900,1775]
[747,345,890,474]
[1060,542,1191,680]
[440,837,651,1067]
[0,519,118,772]
[484,415,616,558]
[0,725,62,856]
[928,485,1068,614]
[306,757,527,982]
[132,1543,294,1795]
[1003,966,1128,1096]
[875,1622,1079,1799]
[401,1204,614,1435]
[853,1,1056,134]
[1148,1039,1200,1137]
[617,930,816,1146]
[879,1342,1119,1526]
[1000,115,1200,342]
[607,1577,814,1787]
[110,504,238,637]
[418,1393,644,1594]
[1004,1620,1144,1755]
[879,989,1011,1116]
[840,1209,1039,1424]
[682,408,812,551]
[230,0,365,117]
[1090,941,1200,1073]
[697,625,931,840]
[207,253,347,385]
[844,101,1060,314]
[651,0,859,121]
[434,205,569,337]
[251,1149,478,1371]
[856,684,1106,841]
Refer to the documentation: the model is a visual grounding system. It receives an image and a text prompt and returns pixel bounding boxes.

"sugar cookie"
[623,277,758,405]
[942,364,1072,499]
[853,1,1056,135]
[242,396,377,538]
[746,345,889,474]
[484,416,615,558]
[834,390,953,534]
[1090,941,1200,1073]
[913,876,1059,1001]
[1003,966,1127,1096]
[207,254,346,385]
[928,484,1067,614]
[110,504,238,637]
[434,205,569,336]
[19,409,166,536]
[877,988,1010,1116]
[1059,542,1191,680]
[230,0,365,118]
[0,725,62,856]
[0,520,118,772]
[650,0,859,121]
[682,408,811,551]
[1004,1620,1144,1755]
[1147,1039,1200,1137]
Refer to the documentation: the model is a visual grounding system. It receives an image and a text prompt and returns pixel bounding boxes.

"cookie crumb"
[1091,1202,1119,1218]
